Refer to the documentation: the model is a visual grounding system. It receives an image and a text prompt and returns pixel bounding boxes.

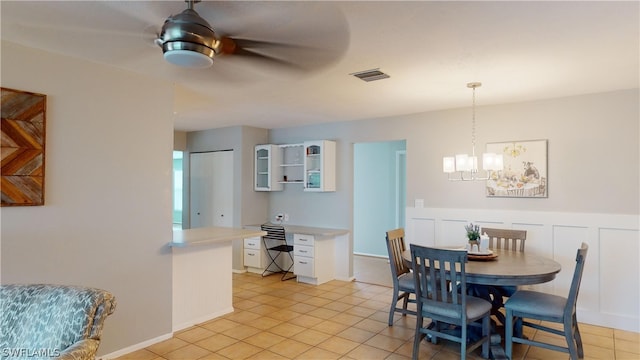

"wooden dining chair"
[505,243,589,360]
[410,244,491,360]
[480,227,527,324]
[481,227,527,252]
[385,228,417,326]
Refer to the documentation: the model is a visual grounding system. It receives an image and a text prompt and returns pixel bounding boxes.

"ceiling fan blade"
[227,47,304,71]
[199,2,350,74]
[230,38,312,50]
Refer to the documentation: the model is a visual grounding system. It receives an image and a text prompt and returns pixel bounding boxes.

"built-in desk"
[170,227,266,331]
[244,224,352,285]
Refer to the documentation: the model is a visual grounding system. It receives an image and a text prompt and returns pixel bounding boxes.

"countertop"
[171,227,267,248]
[244,223,349,237]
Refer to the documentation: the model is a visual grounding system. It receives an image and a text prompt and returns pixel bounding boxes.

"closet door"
[190,150,234,228]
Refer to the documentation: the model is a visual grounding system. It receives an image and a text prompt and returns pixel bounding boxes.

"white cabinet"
[243,237,266,273]
[255,140,336,192]
[293,234,335,285]
[255,145,282,191]
[304,140,336,192]
[279,144,304,185]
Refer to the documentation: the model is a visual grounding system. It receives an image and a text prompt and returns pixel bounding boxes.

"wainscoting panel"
[552,225,593,308]
[600,228,639,320]
[405,207,639,332]
[410,217,436,247]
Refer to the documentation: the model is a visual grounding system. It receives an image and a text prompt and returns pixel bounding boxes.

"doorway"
[173,151,184,230]
[353,140,406,286]
[353,140,407,256]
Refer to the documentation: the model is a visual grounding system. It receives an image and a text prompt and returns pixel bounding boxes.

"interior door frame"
[395,150,406,229]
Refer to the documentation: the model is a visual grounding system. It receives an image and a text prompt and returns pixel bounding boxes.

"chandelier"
[443,82,503,181]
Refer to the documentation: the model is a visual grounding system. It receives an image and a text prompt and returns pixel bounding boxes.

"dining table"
[402,247,562,360]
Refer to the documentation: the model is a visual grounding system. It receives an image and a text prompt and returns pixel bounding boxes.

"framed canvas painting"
[1,87,47,206]
[485,139,547,198]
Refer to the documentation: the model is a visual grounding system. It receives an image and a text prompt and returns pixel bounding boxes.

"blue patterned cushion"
[0,284,115,360]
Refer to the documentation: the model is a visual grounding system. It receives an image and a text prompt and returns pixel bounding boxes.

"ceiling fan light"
[164,49,213,68]
[162,40,216,68]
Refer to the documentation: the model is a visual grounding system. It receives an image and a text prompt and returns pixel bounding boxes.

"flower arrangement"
[465,223,480,242]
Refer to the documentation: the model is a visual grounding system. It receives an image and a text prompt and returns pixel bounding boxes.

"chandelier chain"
[471,85,477,156]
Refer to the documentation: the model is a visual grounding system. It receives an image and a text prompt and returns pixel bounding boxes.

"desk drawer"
[294,244,314,258]
[294,234,315,246]
[244,249,262,268]
[244,237,262,250]
[294,256,314,277]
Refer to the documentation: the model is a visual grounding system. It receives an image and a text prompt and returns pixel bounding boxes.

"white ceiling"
[2,1,638,131]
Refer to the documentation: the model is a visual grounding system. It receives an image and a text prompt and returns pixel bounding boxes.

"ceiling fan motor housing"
[161,8,221,68]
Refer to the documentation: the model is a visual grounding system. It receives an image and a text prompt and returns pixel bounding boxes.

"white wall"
[174,131,187,151]
[0,41,174,355]
[271,89,639,219]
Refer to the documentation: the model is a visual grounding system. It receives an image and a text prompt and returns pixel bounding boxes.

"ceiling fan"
[154,0,330,70]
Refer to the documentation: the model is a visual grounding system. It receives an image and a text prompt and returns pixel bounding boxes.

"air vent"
[350,68,390,82]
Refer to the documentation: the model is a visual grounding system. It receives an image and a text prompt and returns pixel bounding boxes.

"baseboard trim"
[172,307,234,332]
[98,333,173,360]
[353,252,388,260]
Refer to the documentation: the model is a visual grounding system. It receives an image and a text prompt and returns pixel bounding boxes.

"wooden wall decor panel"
[1,87,46,206]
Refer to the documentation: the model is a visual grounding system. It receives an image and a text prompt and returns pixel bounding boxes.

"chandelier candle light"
[443,82,503,181]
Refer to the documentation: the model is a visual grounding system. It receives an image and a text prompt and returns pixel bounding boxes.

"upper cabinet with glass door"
[304,140,336,192]
[255,144,283,191]
[279,144,304,185]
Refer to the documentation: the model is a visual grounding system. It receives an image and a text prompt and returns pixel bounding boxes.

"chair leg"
[460,321,467,360]
[514,317,524,338]
[565,317,580,360]
[505,309,514,359]
[573,314,584,358]
[388,290,398,326]
[280,252,296,281]
[412,315,424,360]
[482,315,490,359]
[431,321,439,344]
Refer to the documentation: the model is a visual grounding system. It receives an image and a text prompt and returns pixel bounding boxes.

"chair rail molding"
[404,206,639,333]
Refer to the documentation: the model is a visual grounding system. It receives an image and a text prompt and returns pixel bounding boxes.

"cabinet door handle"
[299,250,307,253]
[247,253,255,256]
[298,261,308,265]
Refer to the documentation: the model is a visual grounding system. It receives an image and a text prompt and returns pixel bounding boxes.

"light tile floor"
[115,271,639,360]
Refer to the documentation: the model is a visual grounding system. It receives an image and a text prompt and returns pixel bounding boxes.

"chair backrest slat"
[386,228,410,277]
[261,223,286,241]
[481,227,527,252]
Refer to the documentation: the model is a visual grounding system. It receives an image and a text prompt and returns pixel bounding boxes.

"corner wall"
[0,41,174,355]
